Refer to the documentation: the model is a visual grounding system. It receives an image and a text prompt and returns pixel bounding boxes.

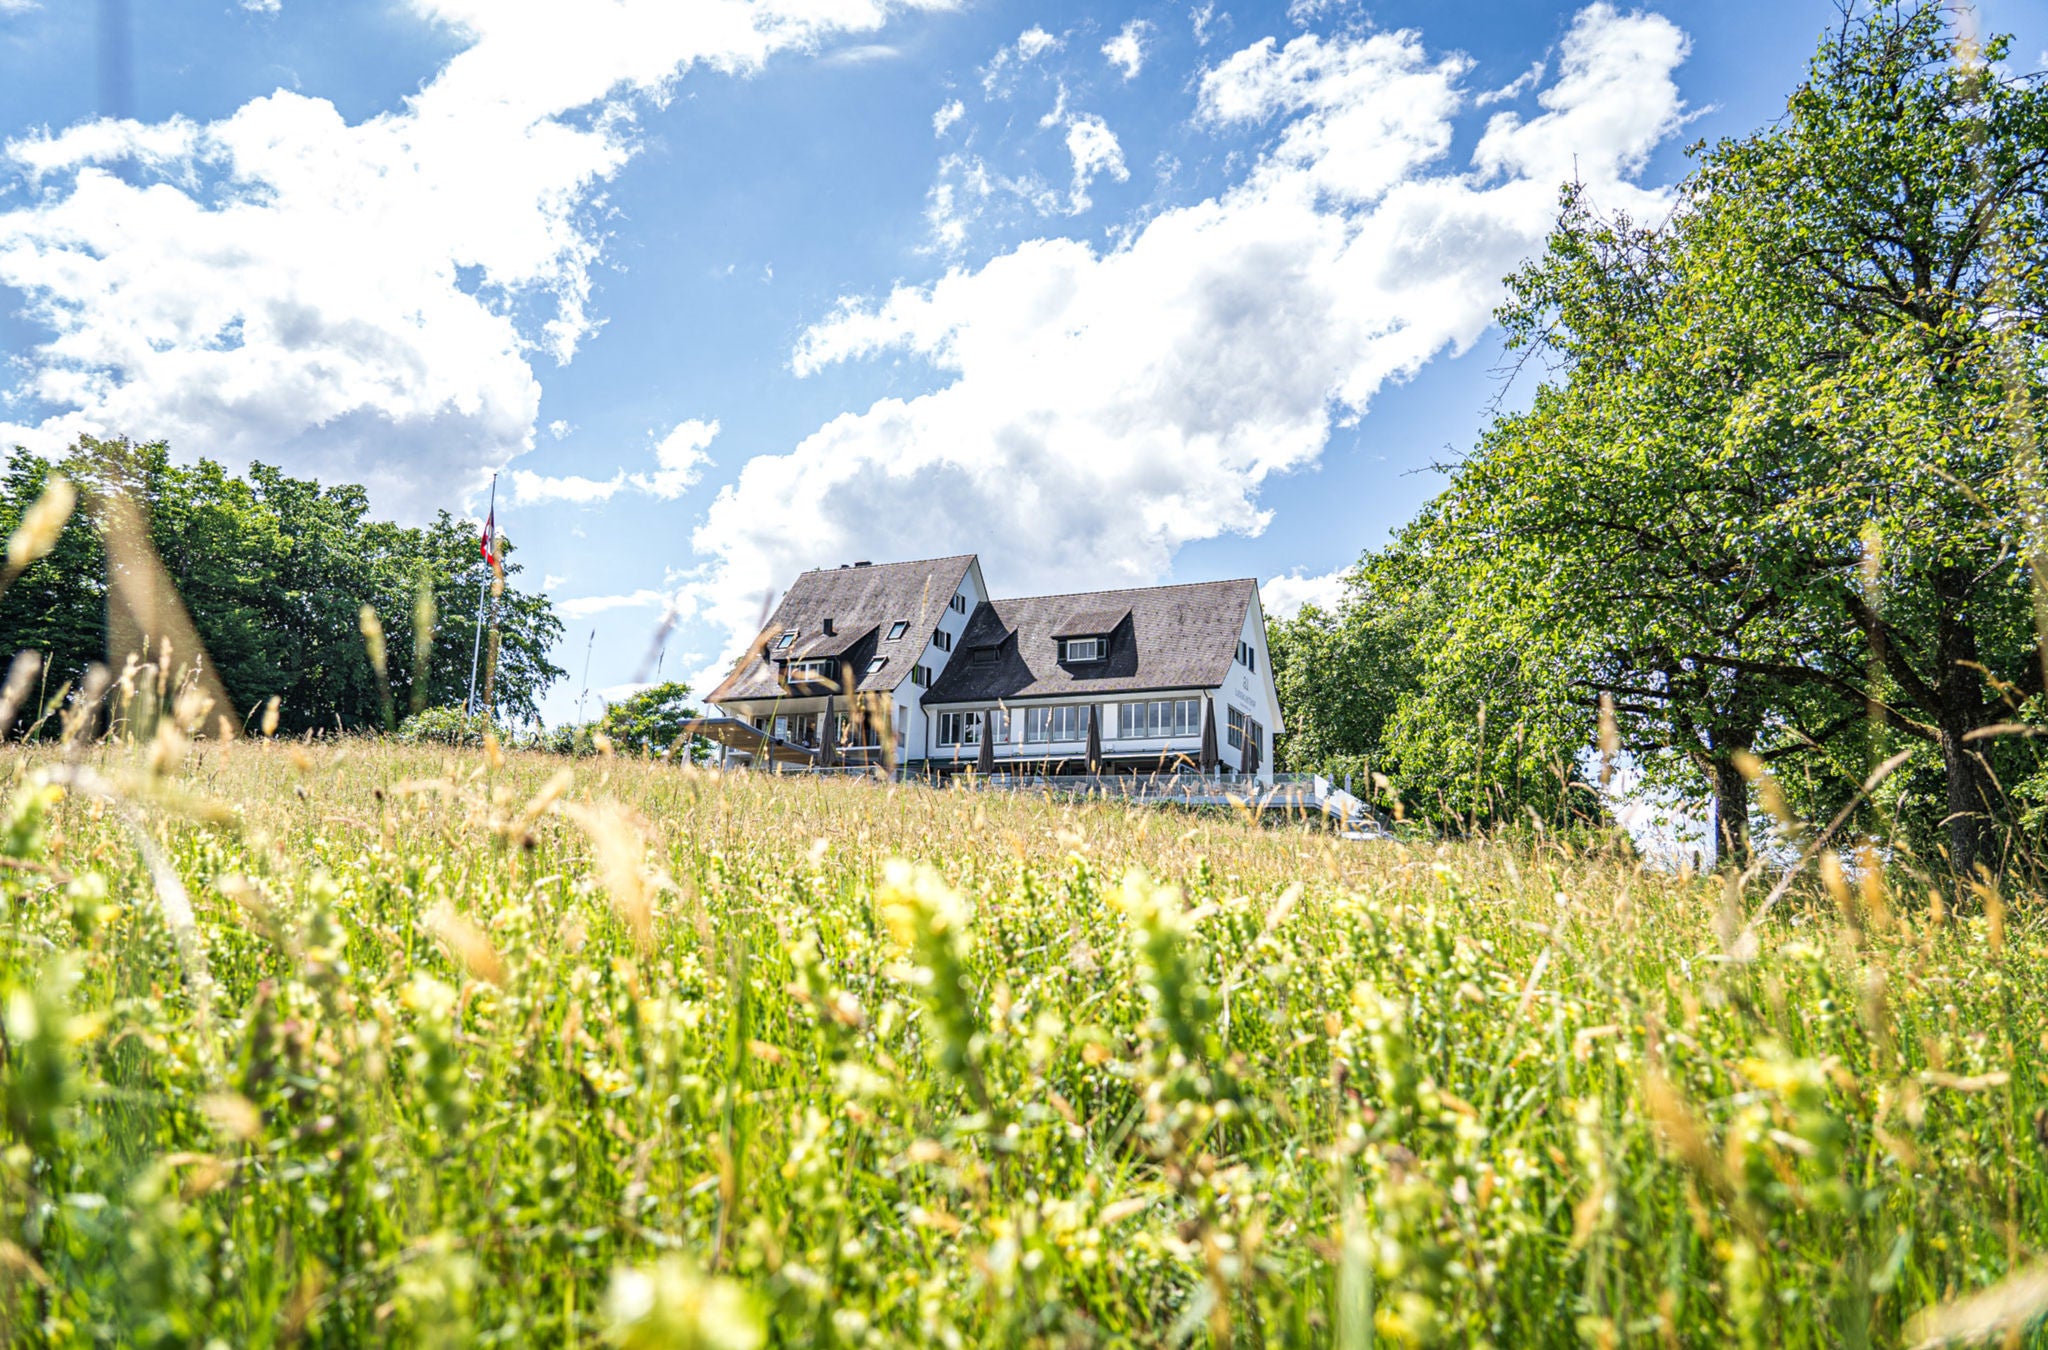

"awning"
[675,717,821,766]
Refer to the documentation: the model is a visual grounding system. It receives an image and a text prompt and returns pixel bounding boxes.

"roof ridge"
[987,577,1257,605]
[794,553,978,577]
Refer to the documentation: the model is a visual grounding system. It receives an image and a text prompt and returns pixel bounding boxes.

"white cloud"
[982,25,1064,98]
[688,4,1691,688]
[511,467,628,505]
[923,153,1057,252]
[1261,567,1349,619]
[240,0,282,13]
[821,43,900,65]
[1102,20,1152,79]
[1191,3,1222,47]
[560,589,672,619]
[932,98,965,137]
[512,416,716,505]
[0,0,939,514]
[0,0,40,11]
[629,417,717,498]
[1016,26,1061,60]
[547,418,571,440]
[1060,114,1128,213]
[1476,59,1545,107]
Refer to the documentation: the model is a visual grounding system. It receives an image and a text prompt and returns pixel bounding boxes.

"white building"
[703,554,1283,783]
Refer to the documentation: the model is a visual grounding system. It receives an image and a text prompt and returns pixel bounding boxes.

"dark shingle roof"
[708,555,974,702]
[923,578,1255,705]
[1052,607,1131,639]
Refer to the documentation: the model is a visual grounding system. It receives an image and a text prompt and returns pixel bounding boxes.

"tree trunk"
[1933,569,1993,877]
[1711,755,1751,870]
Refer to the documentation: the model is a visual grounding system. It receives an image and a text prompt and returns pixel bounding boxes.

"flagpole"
[464,473,497,717]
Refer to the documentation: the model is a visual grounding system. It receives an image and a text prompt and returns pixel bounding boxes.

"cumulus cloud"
[932,98,965,137]
[1059,114,1128,213]
[512,417,716,505]
[686,3,1692,687]
[1102,20,1152,79]
[629,417,717,499]
[0,0,938,514]
[1262,567,1350,619]
[1476,59,1545,106]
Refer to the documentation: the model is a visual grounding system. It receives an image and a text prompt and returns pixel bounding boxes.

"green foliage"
[0,436,567,733]
[395,706,503,747]
[1274,3,2048,868]
[596,680,706,759]
[0,739,2041,1346]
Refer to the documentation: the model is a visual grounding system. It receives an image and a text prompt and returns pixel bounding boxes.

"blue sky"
[1,0,2042,722]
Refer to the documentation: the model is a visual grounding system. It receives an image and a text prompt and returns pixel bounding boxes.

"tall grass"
[0,736,2042,1347]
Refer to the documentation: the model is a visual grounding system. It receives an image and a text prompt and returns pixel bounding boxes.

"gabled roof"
[923,578,1256,705]
[709,555,975,703]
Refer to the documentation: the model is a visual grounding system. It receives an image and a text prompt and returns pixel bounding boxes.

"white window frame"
[1063,638,1103,663]
[950,593,968,614]
[934,629,953,653]
[912,664,931,688]
[865,656,887,675]
[887,621,909,641]
[774,630,797,650]
[937,711,983,747]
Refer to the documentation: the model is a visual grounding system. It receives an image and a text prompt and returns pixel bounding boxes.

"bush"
[395,706,502,747]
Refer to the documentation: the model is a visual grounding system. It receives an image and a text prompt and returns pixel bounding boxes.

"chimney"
[823,617,836,635]
[854,560,872,567]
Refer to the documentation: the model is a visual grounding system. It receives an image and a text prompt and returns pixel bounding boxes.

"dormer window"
[971,646,1000,666]
[1062,637,1103,663]
[774,630,797,650]
[887,621,909,641]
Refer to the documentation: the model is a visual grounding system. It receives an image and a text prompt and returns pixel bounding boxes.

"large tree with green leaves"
[1351,3,2048,871]
[1,437,566,733]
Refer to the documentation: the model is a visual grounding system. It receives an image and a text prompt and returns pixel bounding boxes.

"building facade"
[705,555,1283,783]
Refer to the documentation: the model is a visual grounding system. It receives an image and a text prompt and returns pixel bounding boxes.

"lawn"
[0,737,2041,1347]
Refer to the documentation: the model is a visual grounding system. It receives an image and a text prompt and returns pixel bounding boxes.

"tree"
[0,437,567,735]
[1355,3,2048,871]
[596,681,705,758]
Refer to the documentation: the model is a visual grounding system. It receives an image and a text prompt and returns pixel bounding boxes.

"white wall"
[896,559,987,768]
[1218,595,1282,782]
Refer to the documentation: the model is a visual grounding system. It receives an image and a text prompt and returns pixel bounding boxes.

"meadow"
[0,734,2042,1348]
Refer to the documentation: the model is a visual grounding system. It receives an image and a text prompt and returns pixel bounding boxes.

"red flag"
[481,507,497,569]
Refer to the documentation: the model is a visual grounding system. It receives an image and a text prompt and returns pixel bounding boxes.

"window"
[951,593,968,614]
[912,664,931,688]
[1062,637,1103,663]
[1025,705,1088,743]
[774,630,797,650]
[1236,639,1257,671]
[934,629,953,653]
[789,659,834,682]
[971,645,1000,666]
[1119,699,1201,739]
[864,656,887,675]
[989,708,1011,742]
[887,621,909,641]
[937,711,983,746]
[1227,706,1265,755]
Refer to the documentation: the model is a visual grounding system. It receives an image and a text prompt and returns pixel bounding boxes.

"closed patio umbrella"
[977,710,995,776]
[1198,699,1220,774]
[1085,704,1102,774]
[818,705,837,768]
